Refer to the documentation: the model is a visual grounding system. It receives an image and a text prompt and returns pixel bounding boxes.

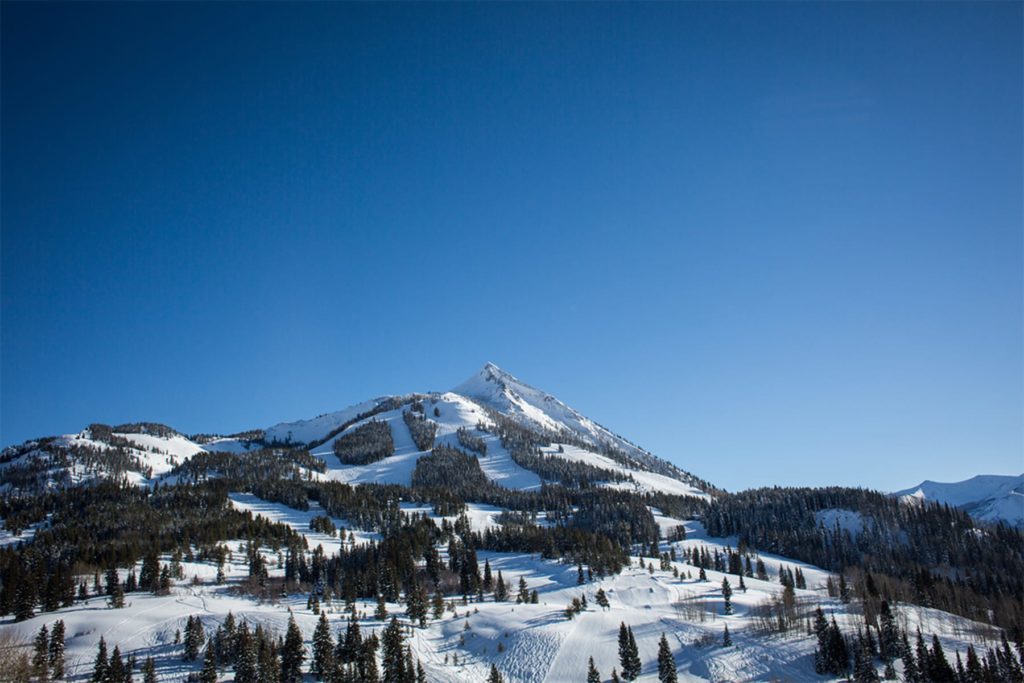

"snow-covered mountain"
[894,473,1024,527]
[0,363,712,498]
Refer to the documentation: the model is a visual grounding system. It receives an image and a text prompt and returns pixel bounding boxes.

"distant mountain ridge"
[894,473,1024,527]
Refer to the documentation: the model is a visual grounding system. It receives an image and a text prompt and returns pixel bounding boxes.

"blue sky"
[2,3,1020,492]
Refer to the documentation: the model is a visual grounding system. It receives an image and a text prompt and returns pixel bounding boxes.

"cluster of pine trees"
[332,420,395,465]
[703,486,1024,631]
[402,410,438,451]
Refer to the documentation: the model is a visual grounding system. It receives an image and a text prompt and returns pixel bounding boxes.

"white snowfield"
[894,473,1024,528]
[3,496,1001,683]
[541,443,710,499]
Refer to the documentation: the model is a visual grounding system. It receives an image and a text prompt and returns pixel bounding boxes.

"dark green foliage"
[587,657,601,683]
[333,420,395,466]
[48,620,65,680]
[703,486,1024,629]
[403,411,437,451]
[456,427,487,456]
[658,633,677,683]
[618,622,642,681]
[280,612,305,683]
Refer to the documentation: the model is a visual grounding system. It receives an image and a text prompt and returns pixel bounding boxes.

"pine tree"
[587,656,601,683]
[489,664,504,683]
[235,622,257,683]
[108,645,126,683]
[200,642,219,683]
[611,669,621,683]
[92,636,109,683]
[49,619,65,681]
[853,634,880,683]
[32,624,49,682]
[595,588,610,610]
[375,594,388,621]
[616,624,641,681]
[878,601,900,665]
[281,612,306,683]
[432,591,445,619]
[494,571,508,602]
[722,577,733,615]
[578,563,585,585]
[929,634,956,682]
[517,576,530,604]
[657,633,678,683]
[406,581,427,628]
[723,624,732,647]
[483,560,493,592]
[184,615,206,661]
[142,656,158,683]
[312,611,334,680]
[382,617,406,683]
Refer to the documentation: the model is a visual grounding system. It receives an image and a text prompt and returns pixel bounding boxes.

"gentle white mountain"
[894,473,1024,527]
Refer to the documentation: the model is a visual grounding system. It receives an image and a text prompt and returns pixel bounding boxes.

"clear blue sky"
[2,2,1021,492]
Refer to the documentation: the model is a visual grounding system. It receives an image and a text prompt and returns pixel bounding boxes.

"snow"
[541,443,709,499]
[2,493,1006,683]
[814,509,864,538]
[263,398,384,445]
[228,492,381,550]
[894,473,1024,527]
[308,394,542,491]
[453,363,653,465]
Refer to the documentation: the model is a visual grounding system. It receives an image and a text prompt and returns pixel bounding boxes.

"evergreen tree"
[32,624,49,682]
[184,615,206,661]
[312,611,334,680]
[617,624,641,681]
[142,656,158,683]
[406,581,427,628]
[200,642,218,683]
[578,563,585,585]
[723,624,732,647]
[489,664,504,683]
[853,634,880,683]
[517,576,530,604]
[657,633,678,683]
[108,645,126,683]
[721,577,733,615]
[49,619,65,681]
[587,656,601,683]
[878,601,900,665]
[611,669,621,683]
[494,571,508,602]
[483,560,493,592]
[928,634,956,682]
[92,636,109,683]
[235,622,257,683]
[280,612,306,683]
[382,617,406,683]
[595,588,610,610]
[375,594,388,621]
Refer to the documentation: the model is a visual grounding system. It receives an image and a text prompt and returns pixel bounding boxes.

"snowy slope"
[263,397,385,445]
[4,498,1002,683]
[894,473,1024,527]
[309,393,542,490]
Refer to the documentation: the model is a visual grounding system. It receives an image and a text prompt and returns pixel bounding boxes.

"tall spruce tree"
[280,612,306,683]
[32,624,49,682]
[92,636,109,683]
[657,633,678,683]
[312,611,334,680]
[382,617,406,683]
[48,620,65,681]
[587,656,601,683]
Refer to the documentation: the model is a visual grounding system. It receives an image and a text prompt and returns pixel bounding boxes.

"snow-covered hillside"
[894,473,1024,527]
[4,494,1004,683]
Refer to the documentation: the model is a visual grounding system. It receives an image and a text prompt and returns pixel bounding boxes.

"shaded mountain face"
[894,473,1024,527]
